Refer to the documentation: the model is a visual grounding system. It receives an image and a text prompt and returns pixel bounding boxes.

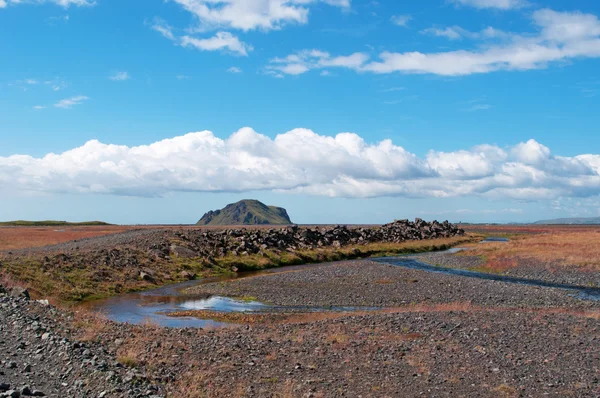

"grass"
[213,236,475,272]
[0,220,111,227]
[0,235,474,304]
[0,225,135,251]
[462,227,600,273]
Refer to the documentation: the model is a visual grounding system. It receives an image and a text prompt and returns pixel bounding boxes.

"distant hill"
[534,217,600,225]
[0,220,111,227]
[196,200,293,226]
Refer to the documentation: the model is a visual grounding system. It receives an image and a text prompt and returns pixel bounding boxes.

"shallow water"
[373,257,600,302]
[89,237,597,328]
[480,237,509,243]
[85,263,376,328]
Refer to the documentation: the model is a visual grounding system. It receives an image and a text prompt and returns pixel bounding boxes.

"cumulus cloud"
[227,66,242,73]
[170,0,350,32]
[1,128,599,201]
[0,0,94,8]
[269,8,600,77]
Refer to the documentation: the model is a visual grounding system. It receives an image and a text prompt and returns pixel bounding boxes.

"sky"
[1,0,600,224]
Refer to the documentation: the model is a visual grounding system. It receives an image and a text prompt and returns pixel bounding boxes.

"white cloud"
[270,9,600,77]
[1,128,599,201]
[391,14,411,27]
[33,105,45,110]
[227,66,242,73]
[151,20,175,41]
[54,95,89,109]
[152,19,251,56]
[421,26,467,40]
[421,25,515,41]
[0,0,94,8]
[267,49,368,76]
[170,0,350,32]
[181,32,251,56]
[109,71,130,81]
[449,0,527,10]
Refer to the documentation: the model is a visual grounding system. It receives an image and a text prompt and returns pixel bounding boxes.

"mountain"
[534,217,600,225]
[196,200,293,226]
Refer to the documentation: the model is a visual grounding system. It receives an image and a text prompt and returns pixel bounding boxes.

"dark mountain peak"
[196,200,293,226]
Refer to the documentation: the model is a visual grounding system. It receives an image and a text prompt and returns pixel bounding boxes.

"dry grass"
[0,225,141,251]
[71,308,110,342]
[463,227,600,272]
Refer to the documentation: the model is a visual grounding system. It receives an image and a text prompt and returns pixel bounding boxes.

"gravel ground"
[0,289,163,398]
[3,257,600,397]
[189,259,599,309]
[410,250,600,287]
[101,305,600,397]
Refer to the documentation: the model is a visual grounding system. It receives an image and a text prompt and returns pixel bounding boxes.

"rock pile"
[166,218,464,258]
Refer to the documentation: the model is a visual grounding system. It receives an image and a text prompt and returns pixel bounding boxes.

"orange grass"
[0,226,137,251]
[464,227,600,272]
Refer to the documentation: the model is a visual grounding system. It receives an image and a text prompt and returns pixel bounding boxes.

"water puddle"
[84,262,377,328]
[480,237,509,243]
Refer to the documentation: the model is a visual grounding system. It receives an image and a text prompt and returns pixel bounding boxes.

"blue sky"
[1,0,600,224]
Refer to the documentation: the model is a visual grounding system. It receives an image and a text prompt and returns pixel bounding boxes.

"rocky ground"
[3,225,600,397]
[106,307,600,397]
[411,249,600,287]
[0,286,164,398]
[189,259,598,309]
[2,254,600,397]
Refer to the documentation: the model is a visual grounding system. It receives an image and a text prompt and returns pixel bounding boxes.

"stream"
[86,237,599,328]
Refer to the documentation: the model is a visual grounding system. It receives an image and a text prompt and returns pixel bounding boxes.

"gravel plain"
[189,259,599,309]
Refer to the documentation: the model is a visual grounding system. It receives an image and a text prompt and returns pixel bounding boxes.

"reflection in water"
[84,275,272,328]
[84,262,365,328]
[180,296,267,312]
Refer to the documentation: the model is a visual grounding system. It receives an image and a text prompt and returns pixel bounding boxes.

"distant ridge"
[196,200,293,226]
[533,217,600,225]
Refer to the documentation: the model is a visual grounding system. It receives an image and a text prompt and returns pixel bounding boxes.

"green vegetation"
[196,199,292,225]
[0,220,111,227]
[0,235,474,304]
[212,236,475,272]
